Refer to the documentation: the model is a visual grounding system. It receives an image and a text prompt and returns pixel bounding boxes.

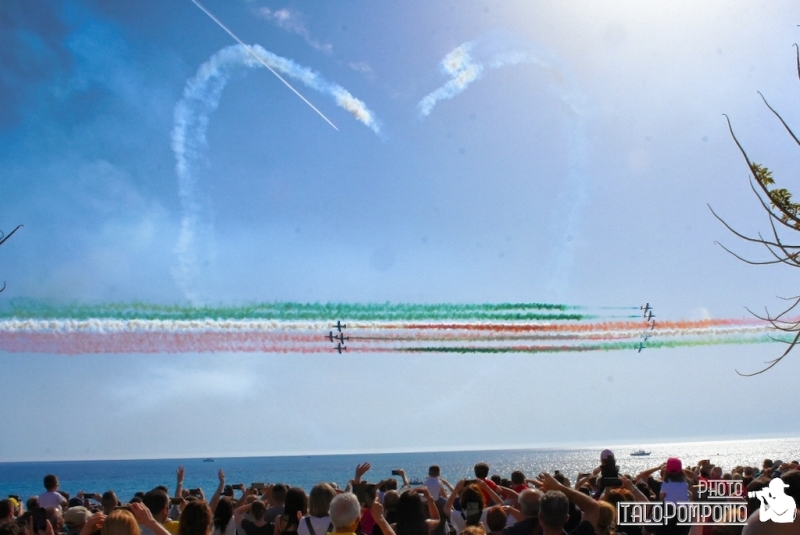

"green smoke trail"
[644,335,794,348]
[0,300,600,322]
[400,333,791,353]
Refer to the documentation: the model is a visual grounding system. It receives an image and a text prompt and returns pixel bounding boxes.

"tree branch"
[758,91,800,147]
[0,224,22,247]
[736,329,800,376]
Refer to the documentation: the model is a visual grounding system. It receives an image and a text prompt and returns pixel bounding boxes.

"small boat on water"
[630,450,651,456]
[203,458,215,462]
[408,478,423,485]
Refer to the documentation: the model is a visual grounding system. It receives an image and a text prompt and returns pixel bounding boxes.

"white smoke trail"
[0,318,778,336]
[418,43,483,117]
[191,0,337,130]
[418,39,575,117]
[416,36,587,298]
[171,44,381,301]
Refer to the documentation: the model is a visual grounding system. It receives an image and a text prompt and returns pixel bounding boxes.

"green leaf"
[752,162,775,185]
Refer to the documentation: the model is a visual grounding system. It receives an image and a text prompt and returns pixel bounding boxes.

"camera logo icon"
[748,477,797,523]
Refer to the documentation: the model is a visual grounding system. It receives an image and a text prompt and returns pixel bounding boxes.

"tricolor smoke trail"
[0,301,790,355]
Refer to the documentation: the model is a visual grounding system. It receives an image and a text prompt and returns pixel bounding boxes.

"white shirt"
[424,477,444,500]
[297,516,332,535]
[39,491,67,510]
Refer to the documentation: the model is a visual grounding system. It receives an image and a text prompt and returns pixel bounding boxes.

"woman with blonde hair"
[595,501,618,535]
[101,509,140,535]
[105,503,171,535]
[298,484,335,535]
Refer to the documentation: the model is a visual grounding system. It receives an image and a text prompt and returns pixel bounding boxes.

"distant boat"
[203,458,215,462]
[630,450,650,456]
[408,478,423,485]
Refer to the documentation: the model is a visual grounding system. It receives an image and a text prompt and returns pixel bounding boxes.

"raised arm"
[371,500,396,535]
[415,488,440,532]
[477,479,504,506]
[235,485,248,508]
[538,473,599,527]
[635,465,663,484]
[354,462,371,484]
[444,479,465,518]
[130,502,172,535]
[395,468,410,488]
[621,476,650,503]
[682,468,697,485]
[440,478,454,492]
[575,474,594,490]
[78,513,107,535]
[175,466,185,498]
[234,503,251,524]
[498,486,519,503]
[503,506,523,523]
[210,469,225,513]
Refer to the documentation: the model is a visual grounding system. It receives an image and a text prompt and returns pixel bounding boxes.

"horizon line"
[2,434,798,464]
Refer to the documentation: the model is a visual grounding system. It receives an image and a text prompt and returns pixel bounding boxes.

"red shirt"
[479,478,500,505]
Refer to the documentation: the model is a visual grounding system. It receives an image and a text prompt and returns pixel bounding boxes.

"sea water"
[2,438,799,503]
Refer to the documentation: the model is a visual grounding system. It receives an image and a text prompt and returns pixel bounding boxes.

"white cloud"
[107,360,257,412]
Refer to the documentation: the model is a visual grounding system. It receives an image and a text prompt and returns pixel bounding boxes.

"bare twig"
[715,57,800,375]
[0,224,22,294]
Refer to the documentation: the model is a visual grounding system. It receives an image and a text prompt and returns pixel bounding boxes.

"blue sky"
[2,0,800,461]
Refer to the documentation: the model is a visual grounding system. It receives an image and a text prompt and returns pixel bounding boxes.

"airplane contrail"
[190,0,338,131]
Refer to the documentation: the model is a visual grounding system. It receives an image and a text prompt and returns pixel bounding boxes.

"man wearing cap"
[64,507,91,535]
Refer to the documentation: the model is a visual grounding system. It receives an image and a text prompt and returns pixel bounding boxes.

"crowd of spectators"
[1,452,799,535]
